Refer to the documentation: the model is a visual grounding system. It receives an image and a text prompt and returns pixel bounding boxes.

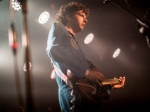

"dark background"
[0,0,150,112]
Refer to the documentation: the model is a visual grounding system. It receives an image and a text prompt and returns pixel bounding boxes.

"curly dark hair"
[55,2,89,25]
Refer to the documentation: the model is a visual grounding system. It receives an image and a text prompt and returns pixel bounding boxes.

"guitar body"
[67,72,120,104]
[72,78,111,104]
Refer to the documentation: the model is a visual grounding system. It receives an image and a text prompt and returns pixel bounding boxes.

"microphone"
[103,0,111,4]
[146,36,150,48]
[136,19,150,48]
[9,22,18,55]
[137,19,150,37]
[9,0,18,55]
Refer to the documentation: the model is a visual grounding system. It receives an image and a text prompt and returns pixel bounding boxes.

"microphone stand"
[103,0,150,48]
[19,0,35,111]
[9,1,24,112]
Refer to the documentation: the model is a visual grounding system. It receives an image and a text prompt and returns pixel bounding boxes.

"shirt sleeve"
[87,60,97,70]
[46,23,88,79]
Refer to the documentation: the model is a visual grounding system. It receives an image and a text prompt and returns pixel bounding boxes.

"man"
[46,2,125,112]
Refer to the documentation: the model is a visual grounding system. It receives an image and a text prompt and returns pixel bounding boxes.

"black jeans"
[59,87,102,112]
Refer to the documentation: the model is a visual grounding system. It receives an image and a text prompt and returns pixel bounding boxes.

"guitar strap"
[53,64,68,83]
[50,58,74,88]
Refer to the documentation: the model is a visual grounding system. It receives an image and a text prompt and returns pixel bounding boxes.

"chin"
[76,27,84,33]
[80,27,84,30]
[79,29,84,32]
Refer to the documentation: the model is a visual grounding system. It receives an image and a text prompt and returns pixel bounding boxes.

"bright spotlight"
[113,48,121,58]
[84,33,94,44]
[38,11,50,24]
[11,0,22,11]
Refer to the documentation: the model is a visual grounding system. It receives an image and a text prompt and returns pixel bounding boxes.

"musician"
[46,2,125,112]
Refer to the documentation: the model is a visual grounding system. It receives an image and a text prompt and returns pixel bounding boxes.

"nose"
[84,18,88,23]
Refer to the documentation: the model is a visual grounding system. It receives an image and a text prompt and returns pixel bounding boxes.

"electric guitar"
[67,76,121,104]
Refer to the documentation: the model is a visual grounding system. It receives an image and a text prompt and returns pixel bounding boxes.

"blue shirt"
[46,22,89,91]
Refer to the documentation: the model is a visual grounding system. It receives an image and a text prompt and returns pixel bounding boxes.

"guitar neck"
[101,79,120,85]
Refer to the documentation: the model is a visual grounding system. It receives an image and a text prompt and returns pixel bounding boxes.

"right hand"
[85,70,105,83]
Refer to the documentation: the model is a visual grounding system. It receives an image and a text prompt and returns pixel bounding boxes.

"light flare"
[113,48,121,58]
[11,0,22,11]
[84,33,94,44]
[38,11,50,24]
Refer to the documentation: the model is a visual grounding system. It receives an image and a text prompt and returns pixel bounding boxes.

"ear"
[66,15,71,21]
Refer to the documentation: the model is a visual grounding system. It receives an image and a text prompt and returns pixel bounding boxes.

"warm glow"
[8,28,13,46]
[8,24,18,49]
[84,33,94,44]
[113,48,121,58]
[22,33,27,47]
[50,69,55,79]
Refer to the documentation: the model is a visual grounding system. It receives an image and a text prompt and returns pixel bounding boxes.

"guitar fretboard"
[101,79,120,85]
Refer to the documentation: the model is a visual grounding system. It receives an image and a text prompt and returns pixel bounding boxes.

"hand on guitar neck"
[111,77,126,89]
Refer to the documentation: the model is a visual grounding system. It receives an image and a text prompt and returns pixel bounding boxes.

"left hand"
[112,76,126,89]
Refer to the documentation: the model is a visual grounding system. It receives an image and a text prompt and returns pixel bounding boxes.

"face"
[67,10,88,33]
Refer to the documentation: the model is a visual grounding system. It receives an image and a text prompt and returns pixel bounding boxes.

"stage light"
[38,11,50,24]
[84,33,94,44]
[113,48,121,58]
[11,0,22,11]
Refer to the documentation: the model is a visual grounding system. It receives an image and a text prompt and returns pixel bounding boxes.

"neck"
[65,26,76,36]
